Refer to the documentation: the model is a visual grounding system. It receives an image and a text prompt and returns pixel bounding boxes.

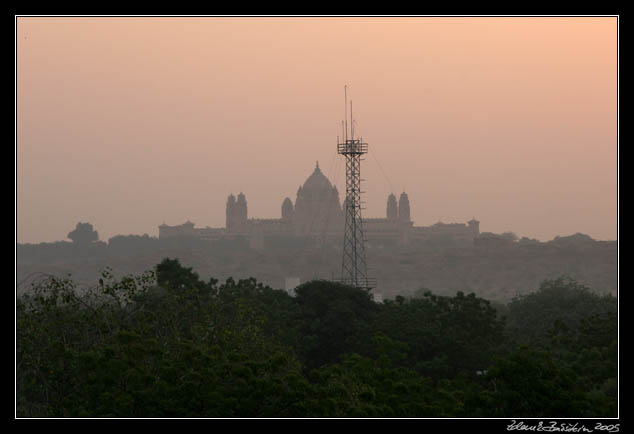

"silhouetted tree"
[67,222,99,244]
[155,258,202,291]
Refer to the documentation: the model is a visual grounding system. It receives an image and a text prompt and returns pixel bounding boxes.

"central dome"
[302,161,333,194]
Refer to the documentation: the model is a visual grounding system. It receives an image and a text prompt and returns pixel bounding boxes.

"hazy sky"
[16,16,618,244]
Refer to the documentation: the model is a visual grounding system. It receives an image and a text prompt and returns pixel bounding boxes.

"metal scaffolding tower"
[336,86,376,291]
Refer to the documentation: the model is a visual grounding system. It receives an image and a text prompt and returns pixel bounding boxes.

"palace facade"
[159,162,480,249]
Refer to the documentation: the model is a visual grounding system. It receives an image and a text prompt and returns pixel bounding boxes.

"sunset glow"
[16,16,617,243]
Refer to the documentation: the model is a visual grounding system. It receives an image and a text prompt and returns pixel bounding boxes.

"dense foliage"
[16,259,618,418]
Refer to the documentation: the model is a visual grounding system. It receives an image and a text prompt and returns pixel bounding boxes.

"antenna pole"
[344,85,348,142]
[351,100,354,140]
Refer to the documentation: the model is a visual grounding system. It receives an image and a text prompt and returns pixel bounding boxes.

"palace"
[159,162,480,249]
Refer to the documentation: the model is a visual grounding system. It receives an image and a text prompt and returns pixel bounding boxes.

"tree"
[373,291,506,379]
[155,258,204,291]
[484,347,589,417]
[293,280,379,370]
[500,232,519,242]
[505,277,617,348]
[16,265,309,417]
[67,222,98,244]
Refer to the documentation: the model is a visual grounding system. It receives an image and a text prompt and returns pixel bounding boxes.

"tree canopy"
[16,259,618,418]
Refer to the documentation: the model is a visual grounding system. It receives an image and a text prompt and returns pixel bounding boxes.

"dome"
[301,161,333,195]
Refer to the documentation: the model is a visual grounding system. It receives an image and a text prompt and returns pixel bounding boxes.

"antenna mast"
[344,85,348,142]
[335,86,375,291]
[350,100,354,140]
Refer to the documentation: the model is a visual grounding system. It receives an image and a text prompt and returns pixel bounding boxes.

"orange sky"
[16,16,618,243]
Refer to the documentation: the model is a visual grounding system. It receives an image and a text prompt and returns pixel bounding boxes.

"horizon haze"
[16,16,618,244]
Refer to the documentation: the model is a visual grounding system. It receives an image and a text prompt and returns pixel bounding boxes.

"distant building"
[158,162,480,248]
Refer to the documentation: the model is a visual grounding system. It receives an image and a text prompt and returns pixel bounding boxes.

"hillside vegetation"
[17,232,617,302]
